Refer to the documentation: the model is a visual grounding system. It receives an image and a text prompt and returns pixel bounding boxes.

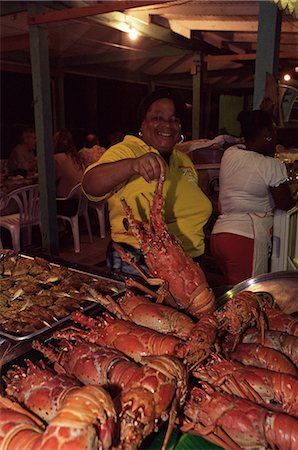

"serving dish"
[216,271,298,315]
[0,251,125,341]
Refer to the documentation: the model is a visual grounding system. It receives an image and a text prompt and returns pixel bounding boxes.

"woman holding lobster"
[82,88,212,275]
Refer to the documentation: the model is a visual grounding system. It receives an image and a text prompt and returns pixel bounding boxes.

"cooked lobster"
[227,342,298,377]
[0,385,116,450]
[32,338,187,450]
[4,359,80,422]
[87,288,219,365]
[181,383,298,450]
[215,290,265,350]
[242,327,298,366]
[193,353,298,417]
[119,173,216,318]
[64,311,213,366]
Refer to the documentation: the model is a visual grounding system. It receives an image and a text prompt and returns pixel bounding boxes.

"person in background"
[53,128,84,199]
[78,133,106,167]
[210,110,295,286]
[8,127,37,176]
[82,88,212,275]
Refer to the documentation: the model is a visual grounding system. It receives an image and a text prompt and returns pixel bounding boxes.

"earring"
[138,130,143,137]
[265,136,272,142]
[179,134,185,144]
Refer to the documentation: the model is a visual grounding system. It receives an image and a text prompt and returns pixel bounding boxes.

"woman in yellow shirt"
[82,89,212,274]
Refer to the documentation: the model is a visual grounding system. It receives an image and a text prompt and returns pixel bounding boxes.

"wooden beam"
[1,34,29,52]
[61,45,191,67]
[27,1,169,25]
[91,11,207,52]
[168,17,296,33]
[205,51,297,62]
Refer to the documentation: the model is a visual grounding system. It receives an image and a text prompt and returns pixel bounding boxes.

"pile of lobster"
[1,174,297,449]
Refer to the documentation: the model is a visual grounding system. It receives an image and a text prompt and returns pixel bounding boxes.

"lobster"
[87,285,219,365]
[193,353,298,417]
[263,300,298,336]
[227,342,298,377]
[3,359,80,422]
[242,327,298,366]
[181,383,298,450]
[88,282,196,340]
[215,290,266,351]
[65,310,213,366]
[118,173,216,318]
[32,338,188,450]
[0,385,117,450]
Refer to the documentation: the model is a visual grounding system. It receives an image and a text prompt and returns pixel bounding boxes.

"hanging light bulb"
[128,27,138,40]
[283,73,291,82]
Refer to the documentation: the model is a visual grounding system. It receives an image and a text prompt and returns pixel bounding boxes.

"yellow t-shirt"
[84,135,212,257]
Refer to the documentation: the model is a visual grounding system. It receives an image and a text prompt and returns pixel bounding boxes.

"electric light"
[128,27,138,40]
[283,73,291,81]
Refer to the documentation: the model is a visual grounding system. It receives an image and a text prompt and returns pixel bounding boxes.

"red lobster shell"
[120,174,216,318]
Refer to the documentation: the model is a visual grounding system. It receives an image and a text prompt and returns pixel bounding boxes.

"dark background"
[1,71,195,158]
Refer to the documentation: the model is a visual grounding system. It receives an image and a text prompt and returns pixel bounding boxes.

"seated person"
[78,133,106,167]
[8,127,37,176]
[54,129,85,215]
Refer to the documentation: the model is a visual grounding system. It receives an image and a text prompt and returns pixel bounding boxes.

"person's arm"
[270,181,295,211]
[82,153,167,197]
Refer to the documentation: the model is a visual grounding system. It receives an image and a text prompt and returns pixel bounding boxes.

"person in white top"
[211,110,295,286]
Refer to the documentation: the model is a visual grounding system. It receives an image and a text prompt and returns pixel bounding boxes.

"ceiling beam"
[89,11,214,52]
[27,1,170,25]
[169,17,296,33]
[1,33,29,52]
[205,51,298,62]
[60,45,191,67]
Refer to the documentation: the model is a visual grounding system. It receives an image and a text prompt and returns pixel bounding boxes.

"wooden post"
[28,2,59,255]
[253,2,281,110]
[192,52,202,139]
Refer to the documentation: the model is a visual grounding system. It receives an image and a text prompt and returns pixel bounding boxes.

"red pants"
[210,232,254,286]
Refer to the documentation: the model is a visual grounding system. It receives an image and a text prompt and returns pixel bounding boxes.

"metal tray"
[217,271,298,315]
[0,254,125,341]
[0,303,107,366]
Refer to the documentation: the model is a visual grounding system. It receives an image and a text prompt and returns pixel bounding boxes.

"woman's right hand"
[131,153,167,183]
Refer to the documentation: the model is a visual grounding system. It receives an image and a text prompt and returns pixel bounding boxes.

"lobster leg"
[113,242,170,303]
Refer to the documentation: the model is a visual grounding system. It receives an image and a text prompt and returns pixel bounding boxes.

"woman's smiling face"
[141,98,181,155]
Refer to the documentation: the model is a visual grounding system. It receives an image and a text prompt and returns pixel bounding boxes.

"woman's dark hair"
[137,88,187,130]
[54,128,83,167]
[237,110,274,140]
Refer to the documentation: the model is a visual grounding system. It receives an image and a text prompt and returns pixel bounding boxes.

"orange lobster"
[0,385,116,450]
[242,327,298,366]
[32,338,187,450]
[4,359,80,422]
[65,310,215,366]
[193,353,298,417]
[263,300,298,336]
[181,383,298,450]
[119,173,216,318]
[227,342,298,377]
[88,285,219,365]
[215,291,266,350]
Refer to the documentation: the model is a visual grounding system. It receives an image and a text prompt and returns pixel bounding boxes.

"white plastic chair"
[56,183,93,253]
[89,200,107,238]
[0,184,40,252]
